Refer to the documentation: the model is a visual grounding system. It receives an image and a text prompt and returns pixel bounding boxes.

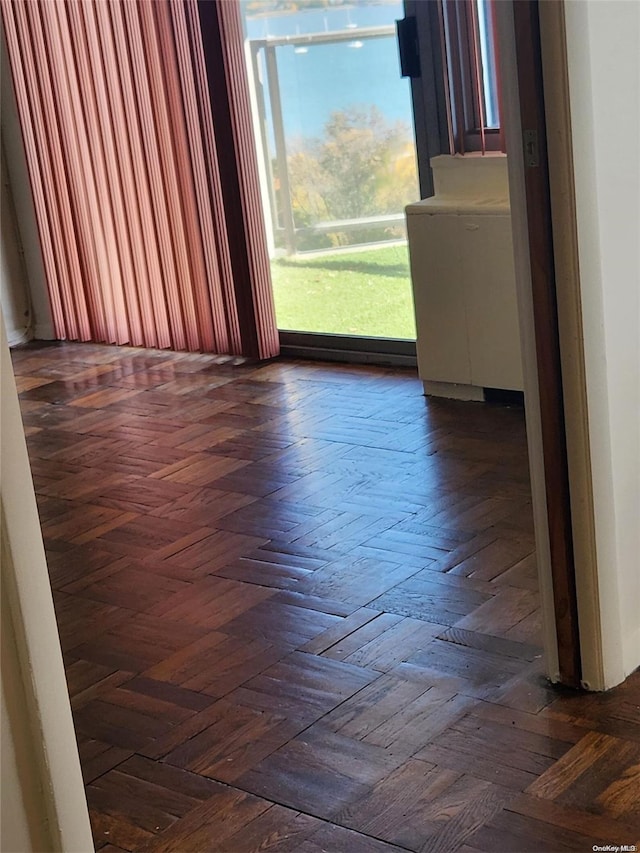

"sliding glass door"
[241,0,419,344]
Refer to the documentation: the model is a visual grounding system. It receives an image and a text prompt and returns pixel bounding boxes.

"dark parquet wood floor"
[12,341,640,853]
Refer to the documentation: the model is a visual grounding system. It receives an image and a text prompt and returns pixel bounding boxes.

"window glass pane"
[477,0,499,128]
[241,0,418,340]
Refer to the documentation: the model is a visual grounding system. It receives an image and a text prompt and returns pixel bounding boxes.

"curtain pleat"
[198,0,280,359]
[88,0,170,349]
[170,0,237,353]
[184,0,242,355]
[1,0,279,358]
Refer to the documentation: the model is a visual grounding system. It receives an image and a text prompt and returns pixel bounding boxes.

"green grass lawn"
[270,243,417,339]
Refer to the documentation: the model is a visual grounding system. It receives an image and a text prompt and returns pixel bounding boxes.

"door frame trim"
[508,0,607,690]
[511,0,582,688]
[536,1,603,690]
[496,0,560,684]
[403,0,451,198]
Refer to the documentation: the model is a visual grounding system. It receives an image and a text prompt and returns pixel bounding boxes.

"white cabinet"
[406,155,524,400]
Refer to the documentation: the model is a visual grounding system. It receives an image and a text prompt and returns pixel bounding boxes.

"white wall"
[1,313,94,851]
[1,23,54,342]
[2,566,53,853]
[1,138,31,345]
[564,1,640,686]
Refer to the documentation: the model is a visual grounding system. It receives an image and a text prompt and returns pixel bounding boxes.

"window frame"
[403,0,504,197]
[440,0,504,154]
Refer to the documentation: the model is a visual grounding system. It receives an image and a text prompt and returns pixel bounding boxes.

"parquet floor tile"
[139,785,305,853]
[70,611,208,671]
[11,340,639,852]
[144,632,290,699]
[237,724,406,821]
[161,699,304,783]
[337,760,514,852]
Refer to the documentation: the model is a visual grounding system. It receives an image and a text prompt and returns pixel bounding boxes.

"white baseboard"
[6,327,32,347]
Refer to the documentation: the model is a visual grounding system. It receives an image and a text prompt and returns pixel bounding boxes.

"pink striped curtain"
[1,0,279,359]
